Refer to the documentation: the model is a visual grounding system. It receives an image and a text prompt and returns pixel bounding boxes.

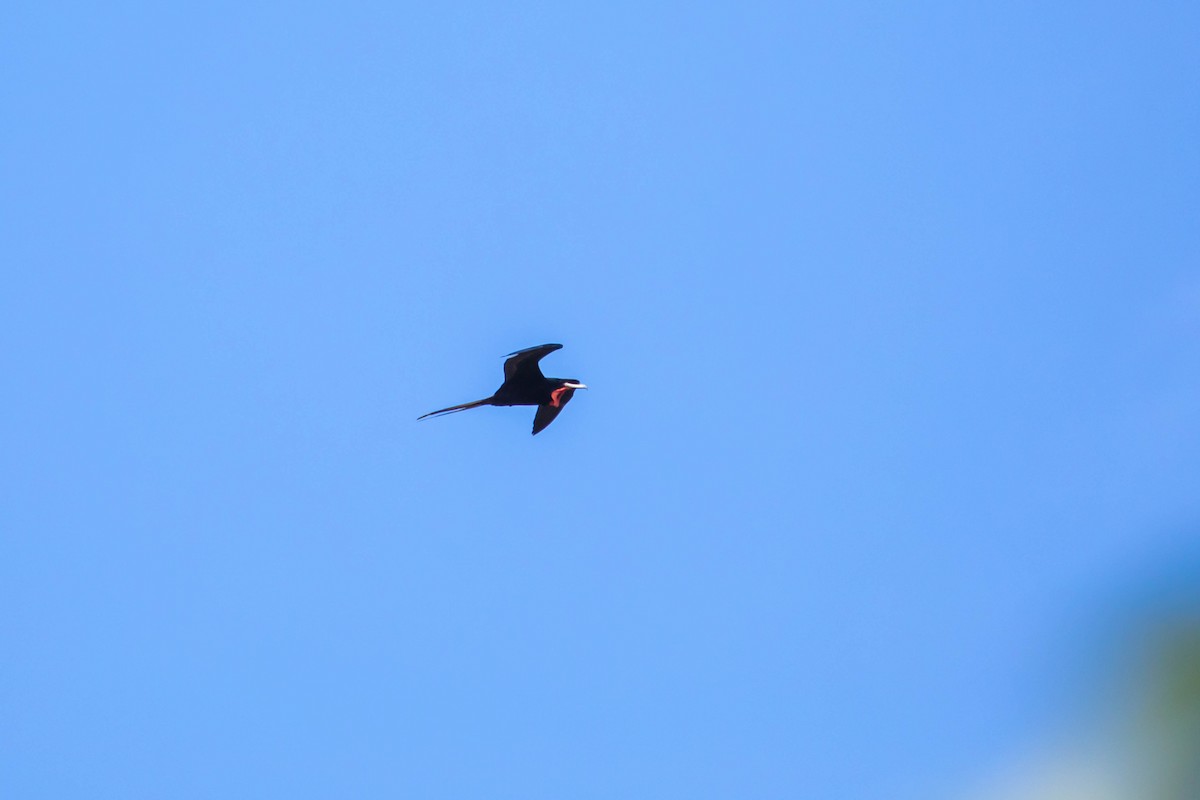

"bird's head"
[547,379,587,410]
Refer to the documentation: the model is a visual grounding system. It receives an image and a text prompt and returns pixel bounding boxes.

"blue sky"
[2,3,1199,798]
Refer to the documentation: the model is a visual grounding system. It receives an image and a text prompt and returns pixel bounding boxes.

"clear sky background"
[3,3,1199,799]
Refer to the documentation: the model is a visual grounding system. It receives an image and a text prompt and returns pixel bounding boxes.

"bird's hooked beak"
[564,381,588,390]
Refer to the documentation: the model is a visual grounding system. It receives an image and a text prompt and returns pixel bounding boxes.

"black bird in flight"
[418,343,587,435]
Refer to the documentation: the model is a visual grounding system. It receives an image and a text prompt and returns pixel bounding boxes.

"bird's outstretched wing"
[503,343,562,383]
[531,390,574,435]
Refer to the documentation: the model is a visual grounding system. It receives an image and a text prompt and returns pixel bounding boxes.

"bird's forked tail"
[417,397,494,421]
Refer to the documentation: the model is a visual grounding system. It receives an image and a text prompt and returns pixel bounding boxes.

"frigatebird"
[418,343,587,435]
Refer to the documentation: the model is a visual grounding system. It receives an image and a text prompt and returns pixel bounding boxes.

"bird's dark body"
[491,380,558,407]
[418,343,585,435]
